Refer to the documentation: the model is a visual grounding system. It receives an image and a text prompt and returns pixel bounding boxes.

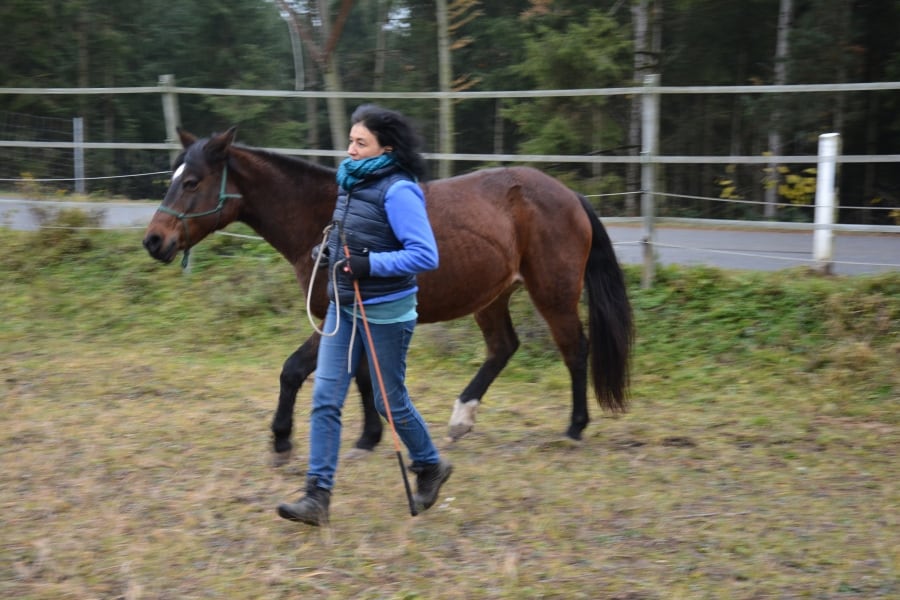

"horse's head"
[142,126,242,265]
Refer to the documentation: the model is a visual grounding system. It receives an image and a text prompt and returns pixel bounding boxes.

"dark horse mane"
[246,147,337,182]
[175,133,338,189]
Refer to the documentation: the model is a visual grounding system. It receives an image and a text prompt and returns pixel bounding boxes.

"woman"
[277,104,452,526]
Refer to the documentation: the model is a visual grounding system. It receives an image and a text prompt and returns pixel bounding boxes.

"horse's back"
[424,166,592,258]
[415,167,593,322]
[424,166,587,225]
[425,166,577,206]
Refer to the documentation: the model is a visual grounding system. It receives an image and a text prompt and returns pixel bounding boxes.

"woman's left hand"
[336,254,370,280]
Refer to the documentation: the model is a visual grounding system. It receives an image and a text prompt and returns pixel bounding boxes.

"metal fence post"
[641,74,660,289]
[72,117,85,194]
[813,132,840,274]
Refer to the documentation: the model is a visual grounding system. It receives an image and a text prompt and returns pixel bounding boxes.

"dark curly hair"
[350,104,428,181]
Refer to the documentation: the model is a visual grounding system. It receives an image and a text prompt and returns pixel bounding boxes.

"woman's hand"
[335,254,370,280]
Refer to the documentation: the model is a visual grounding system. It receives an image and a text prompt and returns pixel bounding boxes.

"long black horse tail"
[578,194,633,413]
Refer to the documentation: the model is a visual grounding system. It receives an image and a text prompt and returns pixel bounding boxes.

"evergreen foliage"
[1,0,899,221]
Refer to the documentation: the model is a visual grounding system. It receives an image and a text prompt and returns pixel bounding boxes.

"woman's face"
[348,123,390,161]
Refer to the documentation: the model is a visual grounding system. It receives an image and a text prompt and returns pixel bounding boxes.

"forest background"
[2,0,900,224]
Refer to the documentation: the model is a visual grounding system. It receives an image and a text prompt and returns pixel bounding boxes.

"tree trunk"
[765,0,792,219]
[282,3,305,91]
[306,56,319,160]
[628,0,650,216]
[592,109,603,179]
[436,0,453,179]
[278,1,316,160]
[650,2,663,211]
[323,64,347,166]
[494,99,503,155]
[373,0,392,91]
[317,0,347,165]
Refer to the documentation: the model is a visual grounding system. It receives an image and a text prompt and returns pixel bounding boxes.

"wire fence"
[3,172,897,224]
[0,111,77,187]
[0,170,170,183]
[2,172,897,275]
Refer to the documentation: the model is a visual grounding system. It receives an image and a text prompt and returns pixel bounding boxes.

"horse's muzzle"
[142,232,178,264]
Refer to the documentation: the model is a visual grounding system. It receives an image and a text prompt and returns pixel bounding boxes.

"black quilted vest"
[326,166,417,304]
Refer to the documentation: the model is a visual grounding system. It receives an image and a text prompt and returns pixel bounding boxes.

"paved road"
[605,224,899,276]
[0,197,159,231]
[2,197,898,276]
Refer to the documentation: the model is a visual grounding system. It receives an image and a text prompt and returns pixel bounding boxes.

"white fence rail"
[4,77,900,163]
[2,76,899,284]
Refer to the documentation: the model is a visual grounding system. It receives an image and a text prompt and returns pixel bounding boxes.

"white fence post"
[159,74,181,164]
[813,132,840,274]
[641,74,660,289]
[72,117,85,194]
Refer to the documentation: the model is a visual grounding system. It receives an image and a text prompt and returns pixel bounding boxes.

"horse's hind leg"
[448,289,520,440]
[350,357,383,454]
[529,300,590,441]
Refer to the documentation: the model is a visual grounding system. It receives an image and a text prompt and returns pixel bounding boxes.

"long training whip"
[342,243,418,517]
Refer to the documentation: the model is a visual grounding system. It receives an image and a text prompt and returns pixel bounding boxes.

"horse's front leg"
[271,335,384,466]
[271,333,320,466]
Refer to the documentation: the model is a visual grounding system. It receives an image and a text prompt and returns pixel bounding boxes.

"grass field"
[1,222,898,599]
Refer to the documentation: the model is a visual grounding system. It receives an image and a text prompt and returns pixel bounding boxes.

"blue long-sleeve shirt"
[368,179,439,278]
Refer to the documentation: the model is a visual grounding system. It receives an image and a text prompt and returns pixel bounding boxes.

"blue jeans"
[306,302,440,490]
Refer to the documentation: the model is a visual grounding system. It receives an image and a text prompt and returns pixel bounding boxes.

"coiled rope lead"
[306,224,343,337]
[305,224,363,371]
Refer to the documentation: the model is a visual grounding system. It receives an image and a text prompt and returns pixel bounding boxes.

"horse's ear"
[206,126,237,160]
[176,127,197,149]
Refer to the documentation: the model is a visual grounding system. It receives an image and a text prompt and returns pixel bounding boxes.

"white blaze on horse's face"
[172,163,186,182]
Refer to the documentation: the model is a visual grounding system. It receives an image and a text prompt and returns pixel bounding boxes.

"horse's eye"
[183,178,199,192]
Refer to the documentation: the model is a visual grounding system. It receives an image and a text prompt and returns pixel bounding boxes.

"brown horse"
[143,127,633,464]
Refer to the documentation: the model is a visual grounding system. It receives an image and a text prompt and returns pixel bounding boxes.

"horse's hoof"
[556,436,583,449]
[448,398,479,441]
[344,447,374,461]
[564,427,586,442]
[535,437,583,452]
[447,423,473,441]
[271,449,293,468]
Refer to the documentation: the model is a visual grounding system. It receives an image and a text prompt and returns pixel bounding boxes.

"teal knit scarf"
[336,153,396,191]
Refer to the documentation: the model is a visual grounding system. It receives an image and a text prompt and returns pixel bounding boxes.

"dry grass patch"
[1,228,897,599]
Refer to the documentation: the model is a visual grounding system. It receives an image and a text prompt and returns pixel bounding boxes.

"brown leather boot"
[277,477,331,526]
